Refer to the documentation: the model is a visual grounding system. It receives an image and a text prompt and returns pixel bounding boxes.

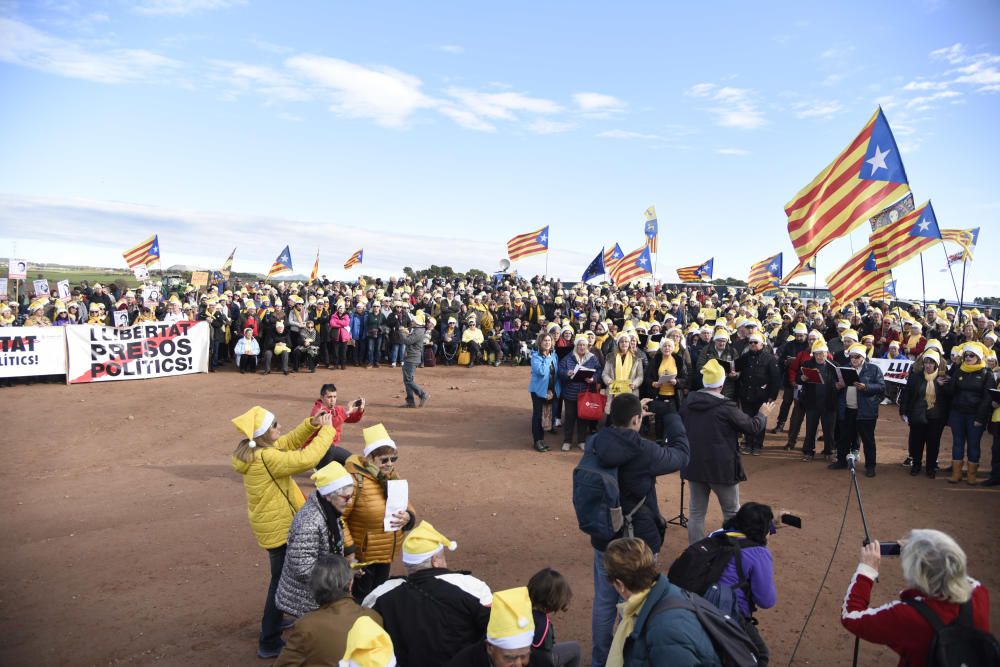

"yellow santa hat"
[701,358,725,389]
[339,616,396,667]
[411,310,427,327]
[574,334,589,346]
[712,327,730,342]
[402,521,457,566]
[846,343,868,358]
[924,339,944,355]
[811,339,829,354]
[486,587,535,650]
[922,349,942,366]
[842,329,859,343]
[362,423,397,457]
[231,406,275,447]
[311,461,354,496]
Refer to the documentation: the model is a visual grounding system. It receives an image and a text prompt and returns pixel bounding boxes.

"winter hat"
[748,332,764,344]
[339,616,396,667]
[487,587,535,650]
[411,311,426,326]
[402,521,457,565]
[231,406,276,447]
[311,461,354,496]
[701,358,726,389]
[362,423,397,457]
[712,327,730,342]
[793,322,809,335]
[846,343,868,358]
[811,339,829,354]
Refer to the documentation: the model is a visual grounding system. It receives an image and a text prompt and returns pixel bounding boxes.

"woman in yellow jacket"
[231,405,335,659]
[341,423,416,602]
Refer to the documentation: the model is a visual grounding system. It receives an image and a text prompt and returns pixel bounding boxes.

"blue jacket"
[557,351,601,402]
[530,350,561,399]
[837,361,886,420]
[349,312,367,341]
[624,574,721,667]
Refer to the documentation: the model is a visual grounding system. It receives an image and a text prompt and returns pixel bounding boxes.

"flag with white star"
[869,200,941,271]
[676,257,714,283]
[507,226,549,261]
[610,244,652,285]
[785,107,911,277]
[826,243,889,307]
[748,252,783,293]
[267,245,293,279]
[122,234,161,268]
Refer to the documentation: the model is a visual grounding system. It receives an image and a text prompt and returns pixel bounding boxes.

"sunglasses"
[377,456,399,464]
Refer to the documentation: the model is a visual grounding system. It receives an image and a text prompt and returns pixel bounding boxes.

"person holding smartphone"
[306,383,366,467]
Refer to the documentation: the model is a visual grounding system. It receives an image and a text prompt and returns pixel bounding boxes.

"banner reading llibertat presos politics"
[869,357,913,385]
[66,321,209,384]
[0,326,68,378]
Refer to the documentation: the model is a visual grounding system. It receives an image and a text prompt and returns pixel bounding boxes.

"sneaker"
[880,398,892,405]
[578,442,586,451]
[554,418,562,428]
[419,395,429,407]
[391,363,397,368]
[561,442,572,452]
[751,449,762,456]
[901,456,913,467]
[802,454,814,462]
[257,644,284,659]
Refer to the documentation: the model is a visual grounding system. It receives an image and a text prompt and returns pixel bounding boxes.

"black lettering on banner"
[161,358,173,373]
[177,338,191,356]
[91,343,106,360]
[160,340,176,357]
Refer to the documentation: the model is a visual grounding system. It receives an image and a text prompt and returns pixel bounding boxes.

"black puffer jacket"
[945,367,995,423]
[736,349,781,405]
[680,390,765,485]
[589,415,689,553]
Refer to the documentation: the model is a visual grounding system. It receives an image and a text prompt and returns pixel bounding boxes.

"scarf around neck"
[606,587,653,667]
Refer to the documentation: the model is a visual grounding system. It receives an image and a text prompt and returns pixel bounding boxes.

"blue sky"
[0,1,998,298]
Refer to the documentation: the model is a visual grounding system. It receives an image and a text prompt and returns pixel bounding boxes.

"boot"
[948,460,964,484]
[966,463,979,486]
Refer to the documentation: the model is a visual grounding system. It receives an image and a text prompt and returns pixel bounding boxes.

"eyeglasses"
[377,456,399,464]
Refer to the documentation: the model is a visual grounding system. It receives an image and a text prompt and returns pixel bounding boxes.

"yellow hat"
[701,358,725,389]
[811,339,829,354]
[922,349,942,366]
[574,334,589,346]
[712,327,730,342]
[28,298,48,312]
[339,616,395,667]
[846,343,867,357]
[793,322,808,335]
[487,587,535,650]
[362,423,396,457]
[842,329,859,342]
[925,339,944,354]
[311,461,354,496]
[962,341,986,360]
[231,406,276,447]
[411,310,426,326]
[402,521,457,565]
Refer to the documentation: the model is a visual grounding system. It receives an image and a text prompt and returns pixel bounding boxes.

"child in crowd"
[528,568,581,667]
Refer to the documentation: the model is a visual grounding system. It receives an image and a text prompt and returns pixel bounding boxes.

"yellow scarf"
[960,357,985,373]
[611,352,634,395]
[924,370,937,411]
[606,587,653,667]
[658,354,677,397]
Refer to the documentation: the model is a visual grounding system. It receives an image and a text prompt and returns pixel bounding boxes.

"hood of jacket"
[683,389,730,414]
[592,426,644,468]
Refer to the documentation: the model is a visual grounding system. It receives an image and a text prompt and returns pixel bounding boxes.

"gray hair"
[310,555,354,606]
[900,529,972,604]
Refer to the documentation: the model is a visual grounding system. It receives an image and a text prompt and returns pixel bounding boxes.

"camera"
[879,541,901,556]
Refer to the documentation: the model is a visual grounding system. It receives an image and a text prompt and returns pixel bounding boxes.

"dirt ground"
[1,365,997,667]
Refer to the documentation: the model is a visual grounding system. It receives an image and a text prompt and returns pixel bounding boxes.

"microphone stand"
[848,453,872,667]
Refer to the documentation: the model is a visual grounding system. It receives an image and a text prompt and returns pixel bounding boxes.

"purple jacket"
[711,531,777,618]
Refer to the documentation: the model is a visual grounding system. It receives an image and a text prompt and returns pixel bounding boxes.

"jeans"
[552,641,582,667]
[260,545,287,652]
[367,335,382,365]
[950,411,985,463]
[591,548,620,667]
[402,362,426,405]
[908,418,946,470]
[687,480,740,545]
[390,343,405,365]
[836,409,877,467]
[530,393,548,443]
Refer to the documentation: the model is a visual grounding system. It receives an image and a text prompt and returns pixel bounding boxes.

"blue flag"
[582,248,606,282]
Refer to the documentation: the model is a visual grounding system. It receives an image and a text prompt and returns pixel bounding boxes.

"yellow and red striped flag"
[825,244,888,307]
[676,258,714,283]
[507,226,549,261]
[267,245,293,279]
[941,227,979,262]
[785,108,910,275]
[869,201,941,271]
[643,206,658,253]
[122,234,160,268]
[748,253,782,293]
[343,248,363,270]
[866,276,896,302]
[309,249,320,281]
[603,243,624,272]
[610,245,653,285]
[781,256,815,285]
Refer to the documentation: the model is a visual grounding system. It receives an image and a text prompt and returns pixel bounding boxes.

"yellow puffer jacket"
[232,419,334,550]
[341,455,415,564]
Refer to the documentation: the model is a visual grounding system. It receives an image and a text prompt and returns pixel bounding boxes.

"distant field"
[1,265,146,297]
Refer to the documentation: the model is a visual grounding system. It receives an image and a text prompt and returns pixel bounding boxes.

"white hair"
[901,529,972,604]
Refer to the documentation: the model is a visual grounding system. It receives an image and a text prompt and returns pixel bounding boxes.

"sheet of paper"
[658,373,676,384]
[384,479,409,532]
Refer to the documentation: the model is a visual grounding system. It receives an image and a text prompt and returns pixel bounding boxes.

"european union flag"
[582,248,606,282]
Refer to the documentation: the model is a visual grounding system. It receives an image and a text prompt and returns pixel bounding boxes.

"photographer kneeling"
[841,529,994,665]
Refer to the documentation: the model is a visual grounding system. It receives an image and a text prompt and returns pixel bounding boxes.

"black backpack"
[645,589,759,667]
[668,532,757,618]
[904,598,1000,667]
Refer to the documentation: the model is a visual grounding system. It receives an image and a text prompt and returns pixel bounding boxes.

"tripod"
[848,453,873,667]
[666,477,688,527]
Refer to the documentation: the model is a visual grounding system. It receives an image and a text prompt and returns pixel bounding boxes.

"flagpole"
[544,250,549,280]
[957,256,968,322]
[812,254,818,301]
[919,253,927,314]
[937,240,962,304]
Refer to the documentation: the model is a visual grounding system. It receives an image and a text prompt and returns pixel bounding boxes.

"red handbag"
[577,388,606,421]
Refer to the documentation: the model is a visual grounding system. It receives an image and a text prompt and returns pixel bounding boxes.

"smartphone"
[780,513,802,529]
[353,399,363,409]
[880,541,901,556]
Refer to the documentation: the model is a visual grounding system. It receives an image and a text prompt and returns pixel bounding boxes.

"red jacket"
[302,400,364,449]
[788,349,813,386]
[841,565,991,667]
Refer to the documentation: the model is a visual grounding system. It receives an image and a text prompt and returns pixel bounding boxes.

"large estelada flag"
[748,253,782,293]
[643,206,658,253]
[677,258,713,283]
[610,245,652,285]
[603,243,625,271]
[123,235,160,268]
[785,108,910,276]
[869,201,941,271]
[268,245,293,279]
[507,226,549,261]
[343,249,363,270]
[826,244,887,306]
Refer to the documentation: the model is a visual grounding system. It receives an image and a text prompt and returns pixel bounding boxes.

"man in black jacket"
[362,521,491,667]
[681,358,766,546]
[588,393,690,667]
[736,332,781,455]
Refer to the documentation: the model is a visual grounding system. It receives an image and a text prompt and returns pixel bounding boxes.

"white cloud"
[287,55,436,128]
[528,119,574,134]
[685,82,717,97]
[444,88,562,120]
[210,60,311,102]
[928,43,1000,92]
[793,99,845,119]
[685,82,766,129]
[902,80,950,91]
[906,90,962,110]
[573,92,626,114]
[598,129,661,140]
[715,147,749,156]
[0,17,180,84]
[131,0,246,15]
[822,73,845,87]
[438,44,464,54]
[930,43,966,65]
[820,45,855,60]
[437,105,496,132]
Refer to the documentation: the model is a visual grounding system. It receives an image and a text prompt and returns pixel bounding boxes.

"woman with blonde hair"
[231,406,335,659]
[842,529,993,666]
[529,331,561,452]
[602,333,643,421]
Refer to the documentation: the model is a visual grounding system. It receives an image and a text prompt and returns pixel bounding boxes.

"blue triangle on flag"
[910,201,940,238]
[862,108,909,184]
[864,251,878,272]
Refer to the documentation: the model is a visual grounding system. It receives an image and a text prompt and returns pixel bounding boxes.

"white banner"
[66,320,209,384]
[0,326,68,378]
[8,259,27,280]
[870,357,913,385]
